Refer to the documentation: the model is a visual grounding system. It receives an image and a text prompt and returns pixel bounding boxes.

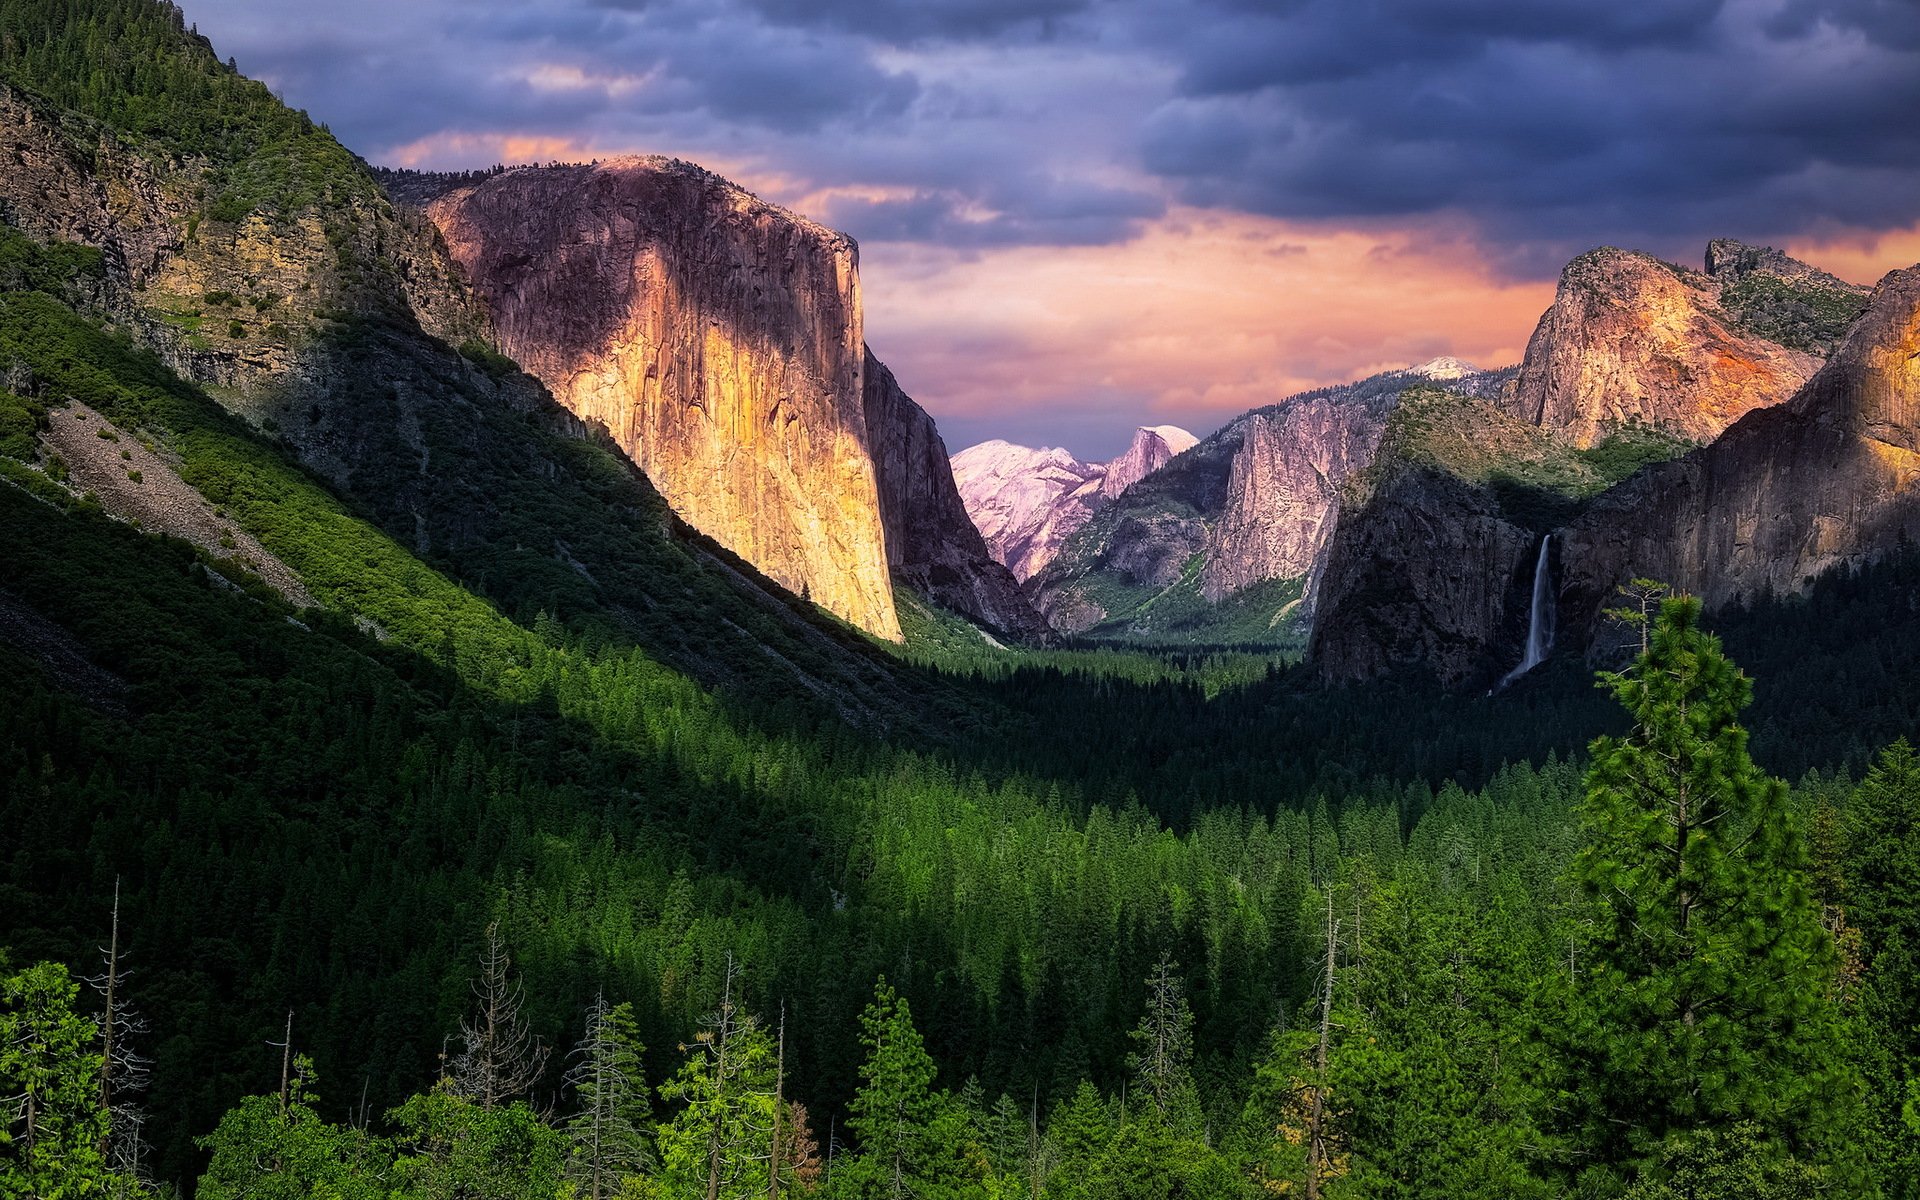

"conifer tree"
[1127,954,1201,1138]
[842,978,975,1199]
[1545,593,1868,1193]
[564,996,654,1199]
[657,961,778,1200]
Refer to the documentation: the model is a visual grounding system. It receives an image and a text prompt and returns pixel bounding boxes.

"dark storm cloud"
[730,0,1089,42]
[182,0,1920,269]
[1136,0,1920,261]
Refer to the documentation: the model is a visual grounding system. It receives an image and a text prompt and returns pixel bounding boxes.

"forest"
[3,1,1920,1196]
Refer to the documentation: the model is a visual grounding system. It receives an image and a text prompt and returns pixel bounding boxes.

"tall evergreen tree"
[657,963,778,1200]
[841,978,977,1200]
[1127,954,1202,1139]
[1845,739,1920,1198]
[563,996,654,1199]
[1543,594,1868,1194]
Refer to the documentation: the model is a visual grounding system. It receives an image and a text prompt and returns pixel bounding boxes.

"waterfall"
[1499,535,1554,688]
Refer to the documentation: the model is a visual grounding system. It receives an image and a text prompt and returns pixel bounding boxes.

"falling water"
[1499,535,1554,688]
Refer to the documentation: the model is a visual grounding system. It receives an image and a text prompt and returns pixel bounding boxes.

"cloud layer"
[180,0,1920,453]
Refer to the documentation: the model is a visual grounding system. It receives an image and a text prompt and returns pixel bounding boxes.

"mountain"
[1025,360,1507,644]
[1500,240,1868,447]
[1310,243,1894,686]
[0,55,961,724]
[950,440,1106,581]
[861,352,1049,638]
[1558,262,1920,639]
[1101,423,1198,498]
[420,158,896,638]
[415,158,1038,642]
[950,423,1196,583]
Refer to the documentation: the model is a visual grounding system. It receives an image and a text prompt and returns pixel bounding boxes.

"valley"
[3,3,1919,1199]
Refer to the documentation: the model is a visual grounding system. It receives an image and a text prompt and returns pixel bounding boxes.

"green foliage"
[655,980,778,1200]
[839,980,980,1199]
[0,0,376,220]
[0,962,112,1198]
[1543,595,1868,1194]
[564,998,655,1198]
[389,1085,564,1200]
[1126,956,1201,1139]
[196,1058,391,1200]
[0,221,105,293]
[1719,272,1868,355]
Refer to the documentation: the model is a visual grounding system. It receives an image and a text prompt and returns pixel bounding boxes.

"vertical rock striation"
[861,351,1048,637]
[426,158,902,640]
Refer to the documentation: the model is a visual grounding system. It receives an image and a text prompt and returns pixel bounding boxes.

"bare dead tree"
[450,920,549,1109]
[84,879,151,1187]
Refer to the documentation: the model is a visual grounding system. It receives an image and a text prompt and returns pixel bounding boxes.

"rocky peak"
[1555,261,1919,639]
[951,439,1106,581]
[1502,242,1868,449]
[1101,424,1198,499]
[425,158,903,641]
[1407,356,1479,381]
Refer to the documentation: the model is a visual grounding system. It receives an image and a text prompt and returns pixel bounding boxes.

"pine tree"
[1126,954,1201,1138]
[841,978,976,1199]
[564,996,654,1199]
[1544,594,1868,1193]
[657,961,778,1200]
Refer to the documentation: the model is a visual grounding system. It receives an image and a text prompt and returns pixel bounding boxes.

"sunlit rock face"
[1560,262,1920,637]
[1101,425,1199,499]
[1502,241,1867,447]
[1022,363,1502,639]
[426,158,902,641]
[951,443,1109,581]
[862,353,1048,637]
[1200,396,1392,604]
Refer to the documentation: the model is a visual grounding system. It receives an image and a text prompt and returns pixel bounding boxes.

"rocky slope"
[1026,361,1504,643]
[861,353,1048,638]
[1558,262,1920,640]
[950,440,1107,582]
[1501,240,1867,447]
[422,158,1036,641]
[0,47,970,720]
[424,158,900,640]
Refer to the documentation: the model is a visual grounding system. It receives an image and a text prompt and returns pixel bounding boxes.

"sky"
[180,0,1920,459]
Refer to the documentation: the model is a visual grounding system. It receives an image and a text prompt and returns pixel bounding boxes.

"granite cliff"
[1310,246,1895,686]
[950,440,1107,582]
[1502,241,1867,447]
[862,352,1048,638]
[951,424,1195,583]
[1024,361,1503,644]
[422,158,1035,641]
[424,158,900,640]
[1558,262,1920,639]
